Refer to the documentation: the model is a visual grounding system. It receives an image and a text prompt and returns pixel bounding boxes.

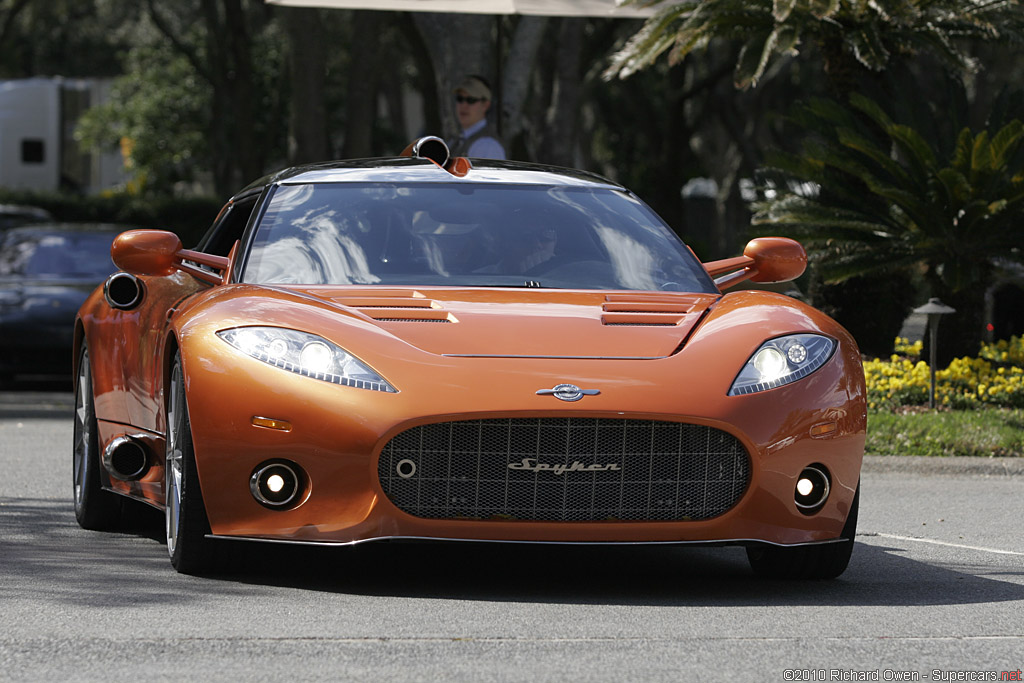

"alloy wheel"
[165,362,184,558]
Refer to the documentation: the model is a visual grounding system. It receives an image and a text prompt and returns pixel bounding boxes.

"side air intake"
[104,272,144,310]
[411,136,449,167]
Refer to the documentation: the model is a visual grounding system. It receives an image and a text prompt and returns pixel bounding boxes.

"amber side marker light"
[251,416,292,432]
[809,421,837,438]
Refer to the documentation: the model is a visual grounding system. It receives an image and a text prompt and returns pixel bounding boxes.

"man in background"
[449,75,506,159]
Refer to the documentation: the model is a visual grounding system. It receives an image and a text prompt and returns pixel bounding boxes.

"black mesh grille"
[377,418,750,522]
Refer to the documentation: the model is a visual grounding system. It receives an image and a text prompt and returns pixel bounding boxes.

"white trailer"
[0,78,127,194]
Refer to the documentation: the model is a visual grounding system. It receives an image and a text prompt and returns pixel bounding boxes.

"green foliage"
[866,408,1024,457]
[76,42,211,194]
[0,0,140,78]
[752,73,1024,359]
[608,0,1024,88]
[752,80,1024,293]
[866,338,1024,412]
[73,3,288,197]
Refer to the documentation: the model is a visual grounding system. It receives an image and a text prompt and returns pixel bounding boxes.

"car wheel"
[165,353,217,574]
[746,485,859,580]
[73,346,123,530]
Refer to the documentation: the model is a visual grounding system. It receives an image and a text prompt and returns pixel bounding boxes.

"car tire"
[746,484,859,580]
[165,353,218,574]
[73,346,124,530]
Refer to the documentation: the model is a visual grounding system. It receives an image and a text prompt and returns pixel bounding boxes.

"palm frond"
[773,0,798,21]
[849,24,889,71]
[753,86,1024,286]
[603,2,696,80]
[887,124,939,177]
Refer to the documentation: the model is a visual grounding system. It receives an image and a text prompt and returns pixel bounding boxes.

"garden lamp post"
[913,298,956,409]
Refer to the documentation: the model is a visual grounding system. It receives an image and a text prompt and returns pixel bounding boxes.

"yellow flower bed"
[866,336,1024,410]
[978,335,1024,366]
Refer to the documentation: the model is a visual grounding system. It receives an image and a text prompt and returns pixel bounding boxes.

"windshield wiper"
[468,282,559,289]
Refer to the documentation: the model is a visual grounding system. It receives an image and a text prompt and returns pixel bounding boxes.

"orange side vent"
[601,312,686,326]
[364,309,457,323]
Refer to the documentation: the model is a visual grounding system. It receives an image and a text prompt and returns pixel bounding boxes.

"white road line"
[862,532,1024,556]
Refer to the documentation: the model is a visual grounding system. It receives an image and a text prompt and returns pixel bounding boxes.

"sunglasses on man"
[455,95,485,104]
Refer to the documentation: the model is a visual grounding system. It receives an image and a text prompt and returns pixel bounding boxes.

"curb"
[863,454,1024,477]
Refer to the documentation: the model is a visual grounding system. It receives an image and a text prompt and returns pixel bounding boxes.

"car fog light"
[266,474,285,493]
[250,461,304,508]
[794,465,830,512]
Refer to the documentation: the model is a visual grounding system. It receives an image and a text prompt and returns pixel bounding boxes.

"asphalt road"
[1,390,1022,682]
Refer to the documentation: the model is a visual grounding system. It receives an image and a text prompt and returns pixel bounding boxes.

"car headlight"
[728,334,835,396]
[217,327,397,393]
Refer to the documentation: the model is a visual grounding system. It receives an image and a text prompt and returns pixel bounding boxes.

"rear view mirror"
[111,230,182,276]
[111,229,230,284]
[702,237,806,290]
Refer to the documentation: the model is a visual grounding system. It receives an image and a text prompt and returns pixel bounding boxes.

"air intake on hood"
[600,294,700,326]
[329,289,457,323]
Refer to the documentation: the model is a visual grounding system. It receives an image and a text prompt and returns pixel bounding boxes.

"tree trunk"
[223,0,260,182]
[284,7,329,164]
[501,16,548,146]
[537,19,582,167]
[342,11,385,158]
[194,0,263,194]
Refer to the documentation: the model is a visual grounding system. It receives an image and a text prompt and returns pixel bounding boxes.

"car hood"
[287,287,719,358]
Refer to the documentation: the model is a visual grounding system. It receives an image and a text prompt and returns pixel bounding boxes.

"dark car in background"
[0,204,53,232]
[0,224,121,383]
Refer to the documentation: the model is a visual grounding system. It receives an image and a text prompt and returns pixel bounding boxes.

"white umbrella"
[266,0,656,17]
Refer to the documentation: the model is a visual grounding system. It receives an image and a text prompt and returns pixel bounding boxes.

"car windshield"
[0,231,117,278]
[241,183,716,292]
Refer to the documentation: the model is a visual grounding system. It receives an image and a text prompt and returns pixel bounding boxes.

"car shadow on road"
[220,535,1024,609]
[2,497,1022,609]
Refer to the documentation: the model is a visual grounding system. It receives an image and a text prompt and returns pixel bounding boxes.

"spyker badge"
[536,383,600,402]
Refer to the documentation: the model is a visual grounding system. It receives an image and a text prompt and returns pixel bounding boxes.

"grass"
[866,407,1024,457]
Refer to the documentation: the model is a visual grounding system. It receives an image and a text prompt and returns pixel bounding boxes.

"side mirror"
[703,237,807,290]
[111,229,230,284]
[111,230,182,276]
[744,237,807,283]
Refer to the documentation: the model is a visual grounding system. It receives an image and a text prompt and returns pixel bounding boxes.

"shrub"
[0,188,222,246]
[866,336,1024,411]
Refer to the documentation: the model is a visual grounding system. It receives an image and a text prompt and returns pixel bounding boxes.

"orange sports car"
[73,137,865,578]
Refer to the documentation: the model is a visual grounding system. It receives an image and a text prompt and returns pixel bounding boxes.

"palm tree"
[752,80,1024,361]
[606,0,1023,91]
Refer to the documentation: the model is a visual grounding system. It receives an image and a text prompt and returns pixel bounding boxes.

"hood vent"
[328,289,457,323]
[374,314,453,323]
[600,294,699,327]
